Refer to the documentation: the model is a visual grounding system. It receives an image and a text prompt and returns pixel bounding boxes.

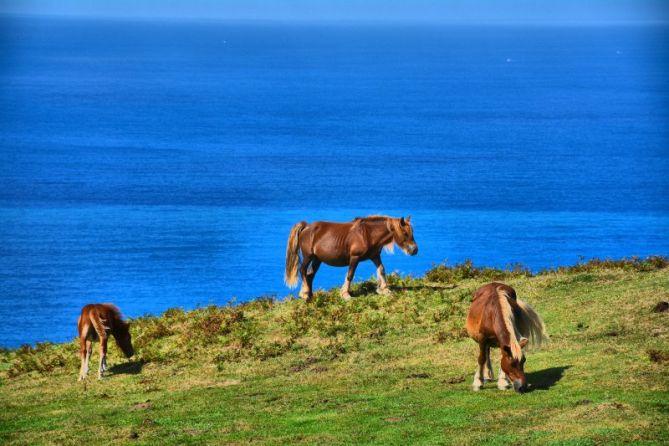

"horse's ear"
[519,338,529,349]
[400,217,406,226]
[406,215,411,222]
[502,345,512,356]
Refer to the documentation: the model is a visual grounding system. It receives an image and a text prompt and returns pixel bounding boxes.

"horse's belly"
[318,255,350,267]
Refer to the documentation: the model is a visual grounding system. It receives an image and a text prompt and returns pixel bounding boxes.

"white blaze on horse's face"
[396,216,418,256]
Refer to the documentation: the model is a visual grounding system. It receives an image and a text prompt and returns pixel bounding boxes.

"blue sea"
[1,16,668,347]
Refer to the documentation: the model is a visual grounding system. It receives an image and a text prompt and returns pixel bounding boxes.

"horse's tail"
[284,221,307,288]
[89,307,110,339]
[515,298,548,348]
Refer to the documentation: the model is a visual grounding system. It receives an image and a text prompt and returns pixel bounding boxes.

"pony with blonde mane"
[77,303,134,380]
[465,283,547,392]
[285,215,418,300]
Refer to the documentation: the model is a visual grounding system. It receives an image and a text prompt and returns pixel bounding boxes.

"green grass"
[1,257,668,445]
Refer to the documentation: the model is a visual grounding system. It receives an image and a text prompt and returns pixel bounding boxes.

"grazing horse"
[465,283,547,393]
[284,215,418,300]
[77,303,134,380]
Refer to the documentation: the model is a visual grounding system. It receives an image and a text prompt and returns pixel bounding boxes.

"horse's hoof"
[497,383,510,390]
[472,385,482,391]
[341,292,352,301]
[377,287,392,296]
[299,293,310,301]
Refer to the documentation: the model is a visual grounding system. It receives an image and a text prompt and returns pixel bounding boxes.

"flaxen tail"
[284,221,307,288]
[89,307,110,339]
[516,298,549,348]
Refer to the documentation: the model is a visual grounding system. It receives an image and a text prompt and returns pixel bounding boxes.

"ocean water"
[1,17,668,347]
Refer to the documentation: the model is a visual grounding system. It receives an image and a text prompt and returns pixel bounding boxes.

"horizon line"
[2,12,669,27]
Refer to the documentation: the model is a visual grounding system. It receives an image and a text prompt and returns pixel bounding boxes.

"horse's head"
[501,337,529,393]
[390,216,418,256]
[114,321,134,358]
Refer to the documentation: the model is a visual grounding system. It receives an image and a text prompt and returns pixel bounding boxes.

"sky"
[1,0,668,24]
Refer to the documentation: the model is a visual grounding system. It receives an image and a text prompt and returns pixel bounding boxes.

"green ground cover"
[1,257,667,445]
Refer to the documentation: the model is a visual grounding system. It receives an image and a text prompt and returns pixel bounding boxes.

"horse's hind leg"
[78,337,89,380]
[298,257,313,300]
[305,259,321,300]
[472,342,486,391]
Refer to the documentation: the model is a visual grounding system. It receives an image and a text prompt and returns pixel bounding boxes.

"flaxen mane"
[352,215,406,254]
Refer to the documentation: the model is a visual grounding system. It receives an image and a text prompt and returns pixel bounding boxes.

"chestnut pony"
[285,215,418,300]
[77,303,134,380]
[466,283,547,392]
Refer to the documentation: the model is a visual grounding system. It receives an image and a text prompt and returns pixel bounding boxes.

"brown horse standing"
[77,303,134,380]
[285,215,418,300]
[465,283,547,392]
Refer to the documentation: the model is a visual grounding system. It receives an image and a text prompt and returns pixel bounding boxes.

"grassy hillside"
[1,257,668,445]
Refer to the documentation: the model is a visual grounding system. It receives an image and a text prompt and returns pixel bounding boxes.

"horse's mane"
[100,303,128,328]
[352,215,392,222]
[497,288,548,361]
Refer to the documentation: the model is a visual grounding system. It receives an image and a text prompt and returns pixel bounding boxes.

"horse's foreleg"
[341,256,360,300]
[483,344,494,381]
[298,257,313,300]
[472,342,486,391]
[497,367,511,390]
[371,256,391,295]
[98,337,108,379]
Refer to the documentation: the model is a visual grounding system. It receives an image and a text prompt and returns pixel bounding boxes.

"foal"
[284,215,418,300]
[465,283,547,392]
[78,304,134,380]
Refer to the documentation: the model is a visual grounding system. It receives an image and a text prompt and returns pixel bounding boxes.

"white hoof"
[377,287,392,296]
[341,291,352,300]
[497,381,510,390]
[472,385,482,391]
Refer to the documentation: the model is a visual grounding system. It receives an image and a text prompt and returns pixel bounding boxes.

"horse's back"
[472,282,516,302]
[466,282,517,342]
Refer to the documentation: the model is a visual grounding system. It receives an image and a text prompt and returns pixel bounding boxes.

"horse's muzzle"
[513,380,526,393]
[410,245,418,256]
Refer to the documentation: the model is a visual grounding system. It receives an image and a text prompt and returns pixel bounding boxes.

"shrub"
[134,317,173,347]
[538,256,669,275]
[7,342,79,377]
[425,259,531,284]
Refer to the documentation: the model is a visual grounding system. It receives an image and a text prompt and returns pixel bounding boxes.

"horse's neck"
[365,220,394,248]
